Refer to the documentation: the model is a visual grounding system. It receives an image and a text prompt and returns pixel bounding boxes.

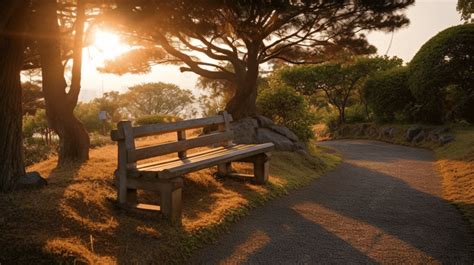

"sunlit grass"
[0,133,340,264]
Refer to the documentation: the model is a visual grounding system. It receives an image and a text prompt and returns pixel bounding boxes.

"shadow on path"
[192,140,474,264]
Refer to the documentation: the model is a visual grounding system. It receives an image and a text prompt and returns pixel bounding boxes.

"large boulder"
[230,117,259,144]
[231,116,306,152]
[256,128,295,151]
[269,125,299,142]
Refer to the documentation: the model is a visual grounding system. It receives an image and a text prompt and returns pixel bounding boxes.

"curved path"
[192,140,473,264]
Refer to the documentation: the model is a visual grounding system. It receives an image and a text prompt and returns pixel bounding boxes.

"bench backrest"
[111,111,234,165]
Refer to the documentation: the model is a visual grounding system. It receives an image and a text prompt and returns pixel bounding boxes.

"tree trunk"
[0,1,27,191]
[36,0,89,165]
[225,44,259,120]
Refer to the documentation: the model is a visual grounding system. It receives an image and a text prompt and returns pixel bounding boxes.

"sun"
[92,30,130,59]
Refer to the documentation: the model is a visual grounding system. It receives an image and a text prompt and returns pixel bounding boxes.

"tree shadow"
[191,141,474,264]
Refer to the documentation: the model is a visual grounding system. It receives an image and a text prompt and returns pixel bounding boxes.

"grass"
[322,123,474,230]
[0,131,340,264]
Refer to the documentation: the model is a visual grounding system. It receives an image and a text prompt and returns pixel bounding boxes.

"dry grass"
[435,128,474,229]
[0,131,340,264]
[326,123,474,230]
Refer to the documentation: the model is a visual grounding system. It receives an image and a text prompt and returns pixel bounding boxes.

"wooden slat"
[136,144,248,171]
[128,131,234,162]
[177,130,187,159]
[111,114,233,141]
[138,143,274,179]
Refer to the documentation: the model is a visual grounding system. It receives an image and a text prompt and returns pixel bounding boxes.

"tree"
[408,24,474,123]
[22,81,44,116]
[457,0,473,23]
[35,0,90,165]
[363,67,414,123]
[121,82,195,119]
[105,0,414,119]
[0,0,29,191]
[280,56,402,124]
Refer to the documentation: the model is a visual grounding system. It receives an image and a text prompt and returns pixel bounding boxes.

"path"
[192,140,473,264]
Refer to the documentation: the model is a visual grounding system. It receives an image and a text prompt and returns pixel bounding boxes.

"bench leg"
[127,188,137,204]
[117,170,128,204]
[254,153,270,184]
[160,177,183,224]
[217,162,232,177]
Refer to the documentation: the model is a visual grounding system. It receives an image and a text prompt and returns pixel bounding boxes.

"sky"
[78,0,463,102]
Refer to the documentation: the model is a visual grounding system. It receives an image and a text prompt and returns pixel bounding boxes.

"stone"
[17,171,47,189]
[427,132,439,142]
[432,127,450,135]
[230,117,259,144]
[255,115,274,129]
[439,135,455,145]
[406,126,422,142]
[269,125,299,142]
[256,128,295,151]
[388,128,397,138]
[412,131,426,143]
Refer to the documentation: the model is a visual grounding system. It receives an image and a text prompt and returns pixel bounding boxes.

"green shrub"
[408,24,474,123]
[135,114,182,126]
[257,86,316,142]
[364,67,414,123]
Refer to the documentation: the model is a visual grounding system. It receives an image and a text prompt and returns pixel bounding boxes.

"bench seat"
[133,143,274,179]
[111,111,274,223]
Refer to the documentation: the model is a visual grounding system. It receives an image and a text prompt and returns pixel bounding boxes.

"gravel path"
[192,140,474,264]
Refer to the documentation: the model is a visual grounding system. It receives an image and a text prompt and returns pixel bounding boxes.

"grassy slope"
[0,133,340,264]
[326,124,474,230]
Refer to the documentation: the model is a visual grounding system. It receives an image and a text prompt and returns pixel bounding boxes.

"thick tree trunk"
[225,45,259,120]
[0,1,27,191]
[36,0,90,165]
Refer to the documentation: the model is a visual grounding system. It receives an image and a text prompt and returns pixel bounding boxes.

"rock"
[427,132,439,142]
[230,117,259,144]
[269,125,299,142]
[17,171,47,189]
[256,128,295,151]
[255,115,274,128]
[432,127,450,135]
[388,128,397,138]
[379,127,393,138]
[412,131,426,143]
[406,126,422,142]
[439,135,455,145]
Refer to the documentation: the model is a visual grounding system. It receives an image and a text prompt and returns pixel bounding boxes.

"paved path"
[192,140,474,264]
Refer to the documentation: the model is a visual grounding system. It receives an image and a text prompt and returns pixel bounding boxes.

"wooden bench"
[110,111,274,223]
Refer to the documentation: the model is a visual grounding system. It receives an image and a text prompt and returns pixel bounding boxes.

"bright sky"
[79,0,462,102]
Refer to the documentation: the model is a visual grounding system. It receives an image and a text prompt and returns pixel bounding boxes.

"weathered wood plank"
[111,114,233,140]
[177,130,187,159]
[128,131,233,162]
[137,143,274,179]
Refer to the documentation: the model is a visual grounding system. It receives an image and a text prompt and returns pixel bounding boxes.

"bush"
[135,114,182,126]
[408,24,474,123]
[257,86,316,142]
[363,67,414,123]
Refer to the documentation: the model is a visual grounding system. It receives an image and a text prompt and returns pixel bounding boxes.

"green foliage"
[257,85,316,142]
[22,82,44,115]
[457,0,473,23]
[22,109,52,140]
[122,82,195,118]
[74,102,107,133]
[408,24,474,123]
[135,114,182,126]
[364,67,414,123]
[280,56,403,124]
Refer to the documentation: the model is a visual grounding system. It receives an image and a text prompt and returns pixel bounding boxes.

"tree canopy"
[279,56,402,123]
[103,0,414,119]
[408,24,474,123]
